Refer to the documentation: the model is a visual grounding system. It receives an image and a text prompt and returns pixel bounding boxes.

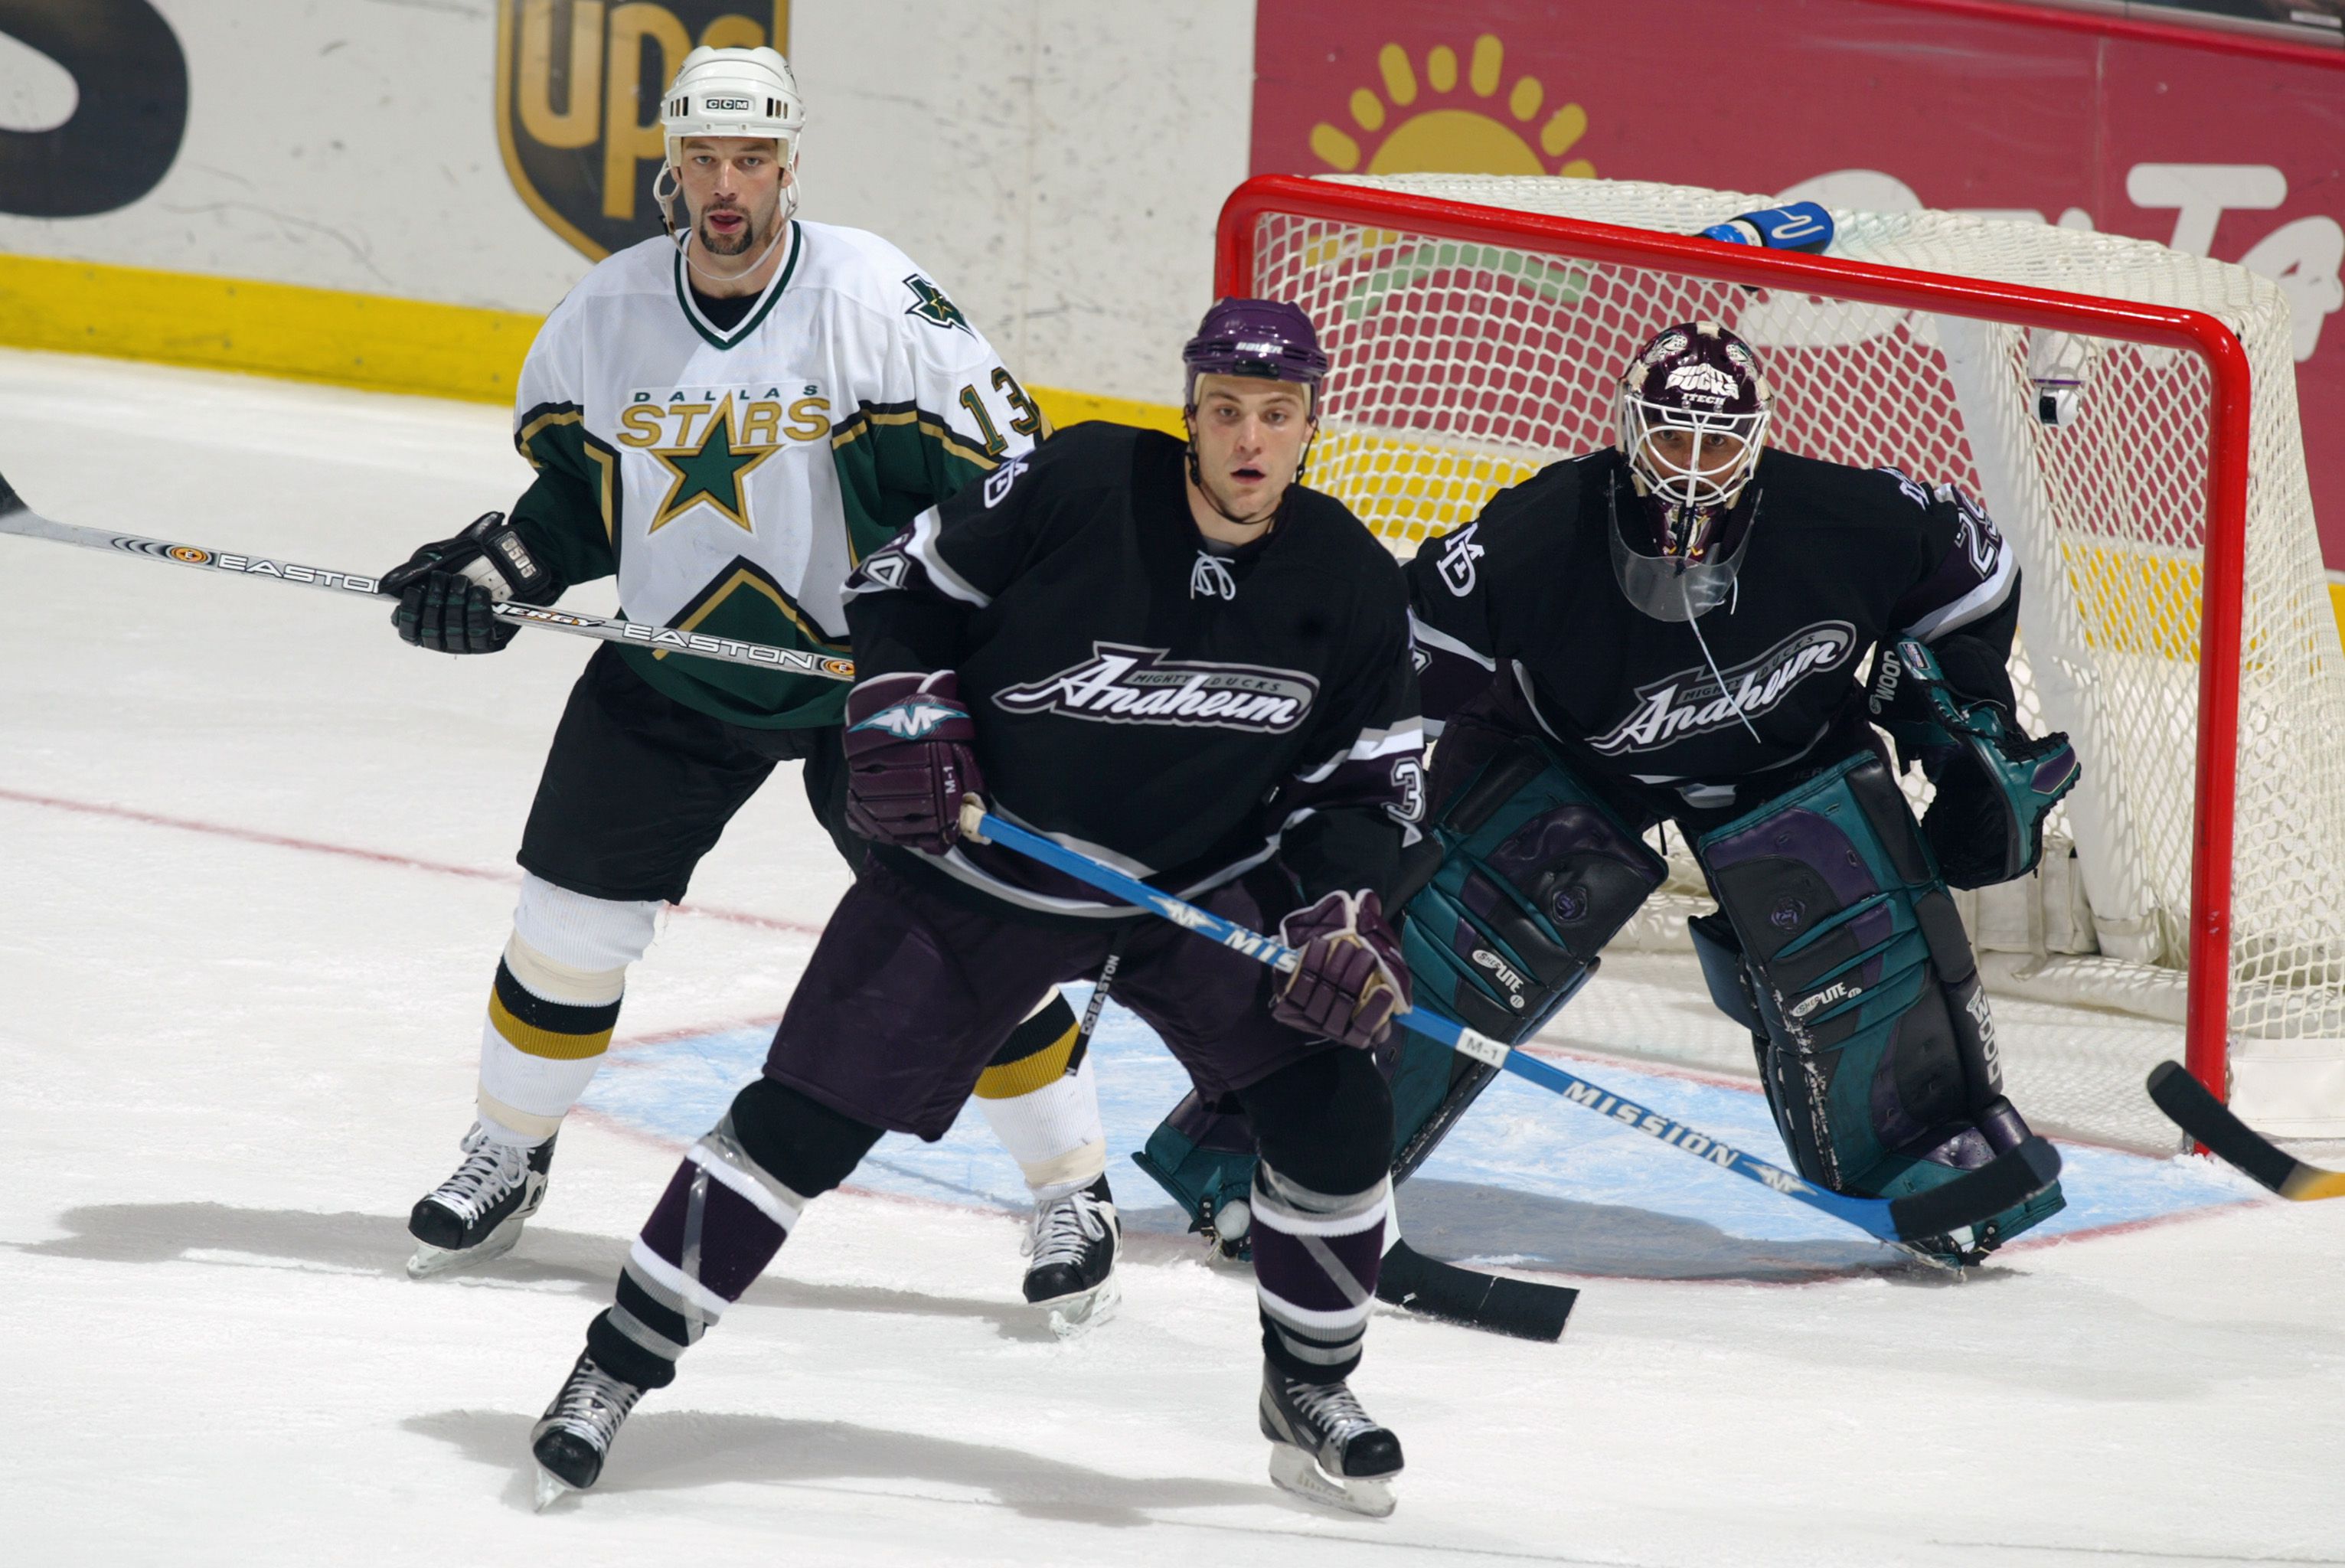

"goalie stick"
[0,472,855,682]
[960,802,2063,1253]
[2147,1060,2345,1200]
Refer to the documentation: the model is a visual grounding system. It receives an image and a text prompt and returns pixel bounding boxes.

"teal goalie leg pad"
[1390,736,1664,1176]
[1132,736,1664,1230]
[1695,753,2063,1256]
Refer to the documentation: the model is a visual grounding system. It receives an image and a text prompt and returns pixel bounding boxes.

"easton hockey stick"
[2147,1060,2345,1200]
[959,803,2063,1251]
[0,472,855,681]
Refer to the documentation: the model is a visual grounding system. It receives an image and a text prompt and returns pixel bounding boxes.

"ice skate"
[405,1122,556,1278]
[530,1351,644,1508]
[1258,1362,1403,1517]
[1021,1174,1120,1338]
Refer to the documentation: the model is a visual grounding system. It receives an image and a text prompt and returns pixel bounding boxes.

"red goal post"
[1215,172,2257,1111]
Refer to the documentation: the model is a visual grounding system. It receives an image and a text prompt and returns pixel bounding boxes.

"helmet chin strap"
[1181,411,1315,531]
[1184,443,1285,530]
[662,162,800,286]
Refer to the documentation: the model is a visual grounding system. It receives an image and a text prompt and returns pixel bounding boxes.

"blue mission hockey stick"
[958,803,2062,1251]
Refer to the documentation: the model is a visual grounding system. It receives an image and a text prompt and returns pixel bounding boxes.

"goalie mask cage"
[1217,172,2345,1141]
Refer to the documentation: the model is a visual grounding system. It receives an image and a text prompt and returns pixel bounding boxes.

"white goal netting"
[1241,172,2345,1140]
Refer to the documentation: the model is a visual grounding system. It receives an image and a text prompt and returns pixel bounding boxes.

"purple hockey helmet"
[1610,321,1775,621]
[1181,298,1330,411]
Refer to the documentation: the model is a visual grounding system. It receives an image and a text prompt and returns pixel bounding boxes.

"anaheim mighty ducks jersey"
[844,423,1425,922]
[1406,448,2020,813]
[505,223,1046,728]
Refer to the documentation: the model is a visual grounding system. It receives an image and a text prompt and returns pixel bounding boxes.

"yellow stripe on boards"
[0,252,539,402]
[488,988,613,1062]
[3,251,2333,655]
[973,1021,1080,1100]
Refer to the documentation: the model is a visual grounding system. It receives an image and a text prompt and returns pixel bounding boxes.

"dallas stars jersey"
[1406,448,2020,813]
[505,222,1045,728]
[844,423,1425,922]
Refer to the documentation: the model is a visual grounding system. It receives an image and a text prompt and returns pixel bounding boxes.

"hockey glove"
[1872,638,2080,889]
[1272,889,1411,1050]
[842,671,985,854]
[381,512,564,654]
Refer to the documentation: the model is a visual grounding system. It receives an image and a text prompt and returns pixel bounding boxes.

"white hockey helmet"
[659,46,805,175]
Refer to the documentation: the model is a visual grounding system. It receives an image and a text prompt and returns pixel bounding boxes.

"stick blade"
[1885,1135,2062,1244]
[1374,1238,1576,1342]
[2146,1059,2303,1195]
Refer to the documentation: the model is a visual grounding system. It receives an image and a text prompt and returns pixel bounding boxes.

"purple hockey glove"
[842,671,985,854]
[1272,889,1412,1050]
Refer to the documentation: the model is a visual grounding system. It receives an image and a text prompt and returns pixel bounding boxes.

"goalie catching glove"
[380,512,565,654]
[842,671,984,854]
[1273,890,1410,1050]
[1869,636,2080,888]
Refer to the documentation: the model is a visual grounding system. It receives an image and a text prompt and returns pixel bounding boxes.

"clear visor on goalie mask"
[1607,475,1763,623]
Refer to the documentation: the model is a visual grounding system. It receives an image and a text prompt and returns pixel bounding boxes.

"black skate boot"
[1259,1361,1403,1517]
[530,1351,644,1509]
[405,1122,556,1278]
[1021,1174,1120,1338]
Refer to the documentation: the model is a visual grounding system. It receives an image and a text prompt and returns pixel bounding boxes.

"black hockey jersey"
[1406,448,2019,813]
[844,422,1423,920]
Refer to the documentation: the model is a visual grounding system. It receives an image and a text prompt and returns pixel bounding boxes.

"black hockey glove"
[380,512,564,655]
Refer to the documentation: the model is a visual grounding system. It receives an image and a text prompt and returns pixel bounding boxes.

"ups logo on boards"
[495,0,790,260]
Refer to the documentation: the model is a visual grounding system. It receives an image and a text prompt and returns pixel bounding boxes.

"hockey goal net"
[1219,172,2345,1144]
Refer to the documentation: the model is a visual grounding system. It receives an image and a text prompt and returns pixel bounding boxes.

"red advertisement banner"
[1252,0,2345,567]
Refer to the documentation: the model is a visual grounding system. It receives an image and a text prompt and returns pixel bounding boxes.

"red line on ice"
[0,784,825,938]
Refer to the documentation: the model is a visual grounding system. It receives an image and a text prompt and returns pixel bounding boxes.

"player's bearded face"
[1188,376,1315,518]
[679,136,785,256]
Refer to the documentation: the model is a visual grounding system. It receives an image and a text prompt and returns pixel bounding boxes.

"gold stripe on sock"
[975,1018,1080,1099]
[488,988,615,1061]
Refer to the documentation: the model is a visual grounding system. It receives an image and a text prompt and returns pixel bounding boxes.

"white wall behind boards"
[792,0,1255,407]
[0,0,1257,404]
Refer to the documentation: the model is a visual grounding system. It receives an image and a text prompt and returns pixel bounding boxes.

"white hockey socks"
[475,875,661,1145]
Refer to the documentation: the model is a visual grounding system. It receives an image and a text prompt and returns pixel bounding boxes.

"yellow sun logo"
[1310,36,1595,178]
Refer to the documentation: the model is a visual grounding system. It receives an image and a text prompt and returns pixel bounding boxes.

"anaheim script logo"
[994,643,1318,733]
[1588,622,1857,756]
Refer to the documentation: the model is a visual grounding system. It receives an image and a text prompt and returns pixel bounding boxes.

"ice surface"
[5,350,2343,1566]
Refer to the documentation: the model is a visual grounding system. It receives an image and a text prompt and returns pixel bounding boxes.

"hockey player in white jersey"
[381,47,1115,1322]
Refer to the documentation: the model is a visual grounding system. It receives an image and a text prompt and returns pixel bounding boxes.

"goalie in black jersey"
[526,300,1426,1517]
[1140,319,2079,1265]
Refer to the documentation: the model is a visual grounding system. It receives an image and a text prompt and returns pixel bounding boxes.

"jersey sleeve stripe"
[1902,537,2017,641]
[900,505,992,607]
[1409,611,1496,671]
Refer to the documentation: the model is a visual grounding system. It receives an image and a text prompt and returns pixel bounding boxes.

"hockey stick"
[959,803,2062,1250]
[0,472,855,682]
[2147,1060,2345,1200]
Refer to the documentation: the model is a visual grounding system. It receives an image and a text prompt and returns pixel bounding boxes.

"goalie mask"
[1611,322,1773,622]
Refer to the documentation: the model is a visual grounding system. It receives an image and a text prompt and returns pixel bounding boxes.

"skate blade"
[1042,1275,1122,1340]
[532,1467,571,1511]
[404,1217,524,1280]
[1267,1442,1396,1519]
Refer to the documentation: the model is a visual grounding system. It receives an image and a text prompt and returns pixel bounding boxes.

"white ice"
[5,350,2343,1567]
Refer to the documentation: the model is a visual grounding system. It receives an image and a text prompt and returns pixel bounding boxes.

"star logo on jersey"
[647,396,779,534]
[903,274,972,335]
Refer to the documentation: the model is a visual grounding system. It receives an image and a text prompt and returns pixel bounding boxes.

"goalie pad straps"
[1696,755,2021,1202]
[1399,735,1664,1045]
